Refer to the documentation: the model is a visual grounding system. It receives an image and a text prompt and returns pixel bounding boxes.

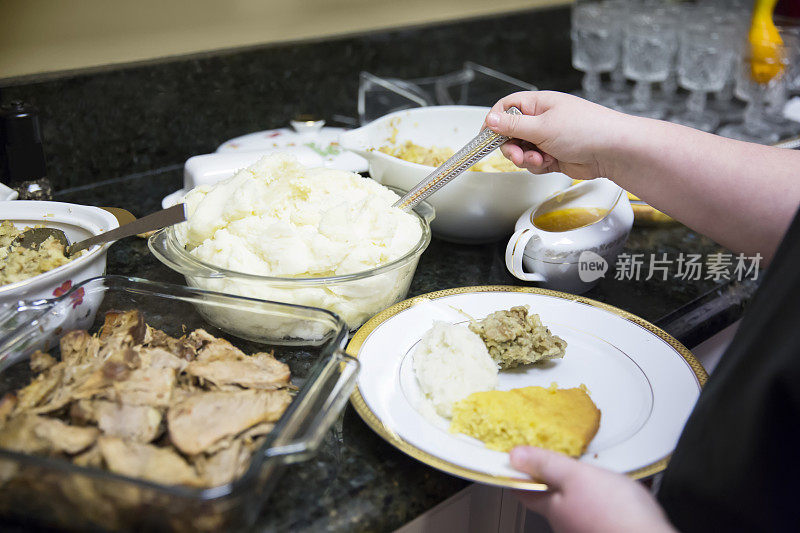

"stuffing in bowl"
[339,105,572,244]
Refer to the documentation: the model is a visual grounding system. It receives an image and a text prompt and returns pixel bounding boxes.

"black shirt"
[658,209,800,532]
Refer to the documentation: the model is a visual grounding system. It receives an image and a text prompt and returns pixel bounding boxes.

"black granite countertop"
[0,4,759,531]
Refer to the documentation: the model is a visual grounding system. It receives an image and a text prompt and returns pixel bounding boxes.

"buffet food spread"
[1,153,601,487]
[0,139,701,531]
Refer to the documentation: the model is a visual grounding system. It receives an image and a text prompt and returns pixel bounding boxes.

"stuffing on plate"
[468,305,567,369]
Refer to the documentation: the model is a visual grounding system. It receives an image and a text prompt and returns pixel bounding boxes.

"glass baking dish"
[0,275,358,532]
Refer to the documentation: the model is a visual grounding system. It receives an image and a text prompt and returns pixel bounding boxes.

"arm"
[485,91,800,263]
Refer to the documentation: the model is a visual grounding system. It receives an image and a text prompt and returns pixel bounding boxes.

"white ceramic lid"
[216,126,367,173]
[162,124,370,209]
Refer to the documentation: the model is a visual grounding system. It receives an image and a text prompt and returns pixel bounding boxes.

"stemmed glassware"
[565,0,800,140]
[717,49,788,144]
[671,23,736,132]
[657,4,686,109]
[571,2,621,104]
[602,0,639,106]
[762,29,800,137]
[782,27,800,95]
[621,11,678,119]
[702,4,752,124]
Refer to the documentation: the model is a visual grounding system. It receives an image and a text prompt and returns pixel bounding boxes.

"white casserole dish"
[0,201,119,307]
[338,106,573,244]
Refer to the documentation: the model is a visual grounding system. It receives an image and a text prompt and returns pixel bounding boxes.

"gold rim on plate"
[346,285,708,490]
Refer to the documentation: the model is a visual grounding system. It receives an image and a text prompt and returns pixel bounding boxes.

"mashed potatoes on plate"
[412,322,498,418]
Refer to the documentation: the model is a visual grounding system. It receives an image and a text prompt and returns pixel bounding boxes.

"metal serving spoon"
[392,106,522,211]
[10,203,187,256]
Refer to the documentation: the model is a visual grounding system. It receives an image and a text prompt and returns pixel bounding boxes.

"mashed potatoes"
[176,154,424,329]
[379,140,521,173]
[412,322,498,418]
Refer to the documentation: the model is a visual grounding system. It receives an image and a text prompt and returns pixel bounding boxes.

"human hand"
[510,446,676,533]
[483,91,630,180]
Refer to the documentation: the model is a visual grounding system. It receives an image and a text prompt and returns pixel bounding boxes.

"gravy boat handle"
[505,228,546,282]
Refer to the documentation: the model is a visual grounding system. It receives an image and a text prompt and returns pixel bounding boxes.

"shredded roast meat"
[167,389,291,455]
[0,414,99,455]
[91,401,163,443]
[98,437,201,487]
[0,310,293,488]
[184,353,290,390]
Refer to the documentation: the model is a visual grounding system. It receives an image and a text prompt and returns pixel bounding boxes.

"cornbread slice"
[468,306,567,370]
[450,384,600,456]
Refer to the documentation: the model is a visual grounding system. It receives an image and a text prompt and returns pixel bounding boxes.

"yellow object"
[749,0,784,84]
[532,207,610,232]
[570,180,674,225]
[631,204,674,226]
[450,384,601,456]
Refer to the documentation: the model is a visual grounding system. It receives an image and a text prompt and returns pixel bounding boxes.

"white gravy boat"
[505,178,634,294]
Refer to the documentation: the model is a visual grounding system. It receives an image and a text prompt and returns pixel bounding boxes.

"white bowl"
[0,201,120,307]
[339,106,573,244]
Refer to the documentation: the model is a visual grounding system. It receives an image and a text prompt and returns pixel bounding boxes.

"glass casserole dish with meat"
[0,275,358,531]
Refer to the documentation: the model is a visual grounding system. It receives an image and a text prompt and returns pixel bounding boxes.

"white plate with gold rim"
[346,286,706,489]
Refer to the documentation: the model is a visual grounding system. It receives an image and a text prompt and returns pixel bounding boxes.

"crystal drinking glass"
[782,27,800,96]
[671,23,735,131]
[717,51,788,144]
[657,4,687,109]
[621,11,678,119]
[571,2,622,104]
[702,3,751,123]
[603,0,639,106]
[762,28,800,138]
